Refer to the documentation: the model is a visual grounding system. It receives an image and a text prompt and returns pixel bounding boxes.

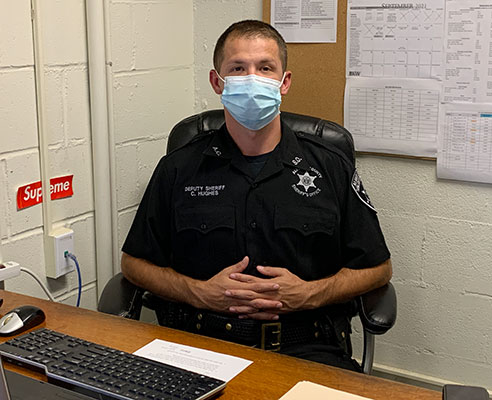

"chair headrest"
[167,110,355,164]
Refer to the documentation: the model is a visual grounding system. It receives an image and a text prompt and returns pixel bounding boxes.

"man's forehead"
[222,36,281,62]
[225,34,277,46]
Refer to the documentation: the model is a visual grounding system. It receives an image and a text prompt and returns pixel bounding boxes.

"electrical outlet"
[0,261,21,281]
[45,227,75,279]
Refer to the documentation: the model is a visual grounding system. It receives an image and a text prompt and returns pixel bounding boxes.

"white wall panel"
[5,152,43,235]
[0,0,33,67]
[113,68,194,143]
[134,1,193,69]
[0,70,38,153]
[0,0,97,308]
[42,0,87,65]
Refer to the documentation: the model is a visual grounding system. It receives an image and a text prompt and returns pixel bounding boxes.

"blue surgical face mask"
[217,72,285,131]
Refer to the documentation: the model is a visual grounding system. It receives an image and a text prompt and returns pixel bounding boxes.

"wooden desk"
[0,290,439,399]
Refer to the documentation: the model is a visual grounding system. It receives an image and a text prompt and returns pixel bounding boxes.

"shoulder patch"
[351,170,377,212]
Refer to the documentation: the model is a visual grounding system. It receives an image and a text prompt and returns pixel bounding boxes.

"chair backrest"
[167,110,355,164]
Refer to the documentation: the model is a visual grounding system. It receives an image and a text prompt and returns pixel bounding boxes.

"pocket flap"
[275,205,335,235]
[175,205,235,233]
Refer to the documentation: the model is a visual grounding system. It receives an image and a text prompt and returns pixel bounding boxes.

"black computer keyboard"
[0,328,226,400]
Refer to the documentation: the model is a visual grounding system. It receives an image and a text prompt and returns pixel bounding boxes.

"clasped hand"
[199,256,311,320]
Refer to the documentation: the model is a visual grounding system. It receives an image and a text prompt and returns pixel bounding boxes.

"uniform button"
[196,323,201,330]
[225,323,232,331]
[314,331,320,338]
[200,223,207,230]
[197,313,203,320]
[250,221,257,229]
[303,223,309,231]
[341,331,346,339]
[314,321,319,328]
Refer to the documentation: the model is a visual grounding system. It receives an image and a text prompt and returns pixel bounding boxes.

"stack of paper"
[279,381,373,400]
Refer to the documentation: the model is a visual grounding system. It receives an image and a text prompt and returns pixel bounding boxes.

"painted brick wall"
[352,156,492,388]
[1,0,195,310]
[110,0,195,263]
[0,0,97,307]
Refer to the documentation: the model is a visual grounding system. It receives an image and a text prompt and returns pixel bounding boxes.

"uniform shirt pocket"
[273,205,338,280]
[173,205,236,279]
[274,205,336,236]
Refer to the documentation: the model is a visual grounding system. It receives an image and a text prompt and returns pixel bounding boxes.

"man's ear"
[280,71,292,96]
[209,69,223,94]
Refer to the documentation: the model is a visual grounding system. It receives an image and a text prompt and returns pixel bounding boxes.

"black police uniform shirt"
[122,121,390,284]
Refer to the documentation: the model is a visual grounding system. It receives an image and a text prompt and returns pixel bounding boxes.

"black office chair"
[98,110,397,374]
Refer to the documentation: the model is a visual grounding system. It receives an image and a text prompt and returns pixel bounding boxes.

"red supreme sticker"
[16,175,74,210]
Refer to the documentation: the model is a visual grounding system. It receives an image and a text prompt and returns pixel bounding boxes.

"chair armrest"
[97,272,144,320]
[357,282,397,335]
[442,385,490,400]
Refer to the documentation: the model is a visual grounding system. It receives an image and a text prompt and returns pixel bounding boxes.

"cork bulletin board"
[263,0,436,161]
[263,0,348,126]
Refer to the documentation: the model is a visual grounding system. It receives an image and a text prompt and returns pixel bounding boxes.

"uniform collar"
[276,121,311,172]
[203,120,311,180]
[202,125,237,160]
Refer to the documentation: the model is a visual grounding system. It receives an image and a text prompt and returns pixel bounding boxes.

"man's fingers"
[225,289,256,300]
[225,289,280,302]
[229,272,255,282]
[253,284,280,293]
[229,256,249,273]
[238,312,280,321]
[225,291,282,310]
[228,305,258,314]
[228,274,279,292]
[256,265,282,277]
[249,298,282,309]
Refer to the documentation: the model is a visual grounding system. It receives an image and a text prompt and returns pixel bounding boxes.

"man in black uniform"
[121,20,392,372]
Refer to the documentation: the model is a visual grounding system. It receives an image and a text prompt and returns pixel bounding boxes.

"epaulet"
[188,130,215,145]
[165,130,216,156]
[293,131,354,166]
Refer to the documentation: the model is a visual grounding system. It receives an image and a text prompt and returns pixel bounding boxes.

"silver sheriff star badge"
[296,171,317,192]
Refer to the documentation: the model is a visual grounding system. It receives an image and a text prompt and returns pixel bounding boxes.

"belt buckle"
[261,322,281,351]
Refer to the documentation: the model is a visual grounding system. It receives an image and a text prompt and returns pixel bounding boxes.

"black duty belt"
[154,301,332,351]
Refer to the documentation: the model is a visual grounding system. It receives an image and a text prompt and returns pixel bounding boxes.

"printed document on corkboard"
[279,381,373,400]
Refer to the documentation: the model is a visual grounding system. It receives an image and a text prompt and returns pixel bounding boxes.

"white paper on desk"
[134,339,252,382]
[279,381,373,400]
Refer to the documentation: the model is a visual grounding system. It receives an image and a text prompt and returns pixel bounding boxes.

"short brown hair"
[213,20,287,73]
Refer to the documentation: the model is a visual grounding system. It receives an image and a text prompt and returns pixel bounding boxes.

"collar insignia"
[292,156,302,166]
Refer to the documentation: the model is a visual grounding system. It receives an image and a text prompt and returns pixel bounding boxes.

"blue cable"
[65,252,82,307]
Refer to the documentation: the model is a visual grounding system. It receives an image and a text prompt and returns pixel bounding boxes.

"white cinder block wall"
[111,0,195,262]
[0,0,195,308]
[2,0,492,392]
[1,0,97,308]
